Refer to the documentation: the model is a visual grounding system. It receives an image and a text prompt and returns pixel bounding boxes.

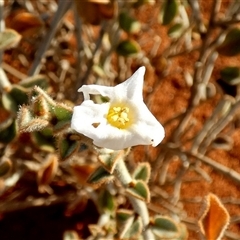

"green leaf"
[168,23,184,38]
[220,66,240,85]
[160,0,179,25]
[31,132,55,152]
[59,137,78,160]
[20,75,49,89]
[98,150,123,173]
[116,39,140,57]
[126,180,150,202]
[0,29,21,50]
[132,162,151,182]
[87,166,113,187]
[98,189,115,213]
[119,12,141,33]
[2,92,18,113]
[0,119,17,143]
[217,28,240,56]
[151,216,180,239]
[2,85,29,113]
[121,217,142,239]
[0,160,12,177]
[53,120,70,133]
[54,104,73,121]
[116,209,134,224]
[9,85,29,105]
[177,223,189,240]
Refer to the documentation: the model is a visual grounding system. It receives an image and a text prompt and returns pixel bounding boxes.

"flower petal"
[71,100,110,140]
[130,101,165,147]
[78,67,145,103]
[114,66,145,101]
[71,67,165,150]
[78,85,115,101]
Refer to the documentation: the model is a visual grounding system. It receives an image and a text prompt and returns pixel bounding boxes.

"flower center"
[107,105,131,129]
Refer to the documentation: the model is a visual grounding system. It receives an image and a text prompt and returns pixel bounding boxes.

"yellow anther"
[106,105,132,129]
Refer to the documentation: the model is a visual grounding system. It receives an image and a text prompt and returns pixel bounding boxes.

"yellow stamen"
[107,105,132,129]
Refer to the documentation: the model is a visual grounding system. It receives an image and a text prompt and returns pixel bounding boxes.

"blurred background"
[0,0,240,239]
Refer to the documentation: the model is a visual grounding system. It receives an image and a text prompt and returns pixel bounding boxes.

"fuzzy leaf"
[98,150,123,173]
[9,85,29,105]
[121,217,142,239]
[160,0,178,25]
[59,138,78,160]
[198,193,230,240]
[31,132,55,152]
[126,180,150,202]
[119,12,141,33]
[17,106,50,132]
[87,166,113,186]
[71,163,96,185]
[98,189,115,213]
[0,119,17,143]
[0,29,21,50]
[54,104,73,121]
[152,216,180,239]
[116,209,134,224]
[2,93,18,113]
[37,154,58,187]
[0,160,12,177]
[20,75,49,89]
[53,120,70,133]
[168,23,184,38]
[116,39,140,56]
[132,162,151,182]
[178,223,189,240]
[220,66,240,85]
[31,95,51,120]
[217,28,240,56]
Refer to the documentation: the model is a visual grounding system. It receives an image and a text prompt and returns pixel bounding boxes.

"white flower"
[71,66,165,150]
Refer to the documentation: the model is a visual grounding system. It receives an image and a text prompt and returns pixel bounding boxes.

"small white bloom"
[71,67,165,150]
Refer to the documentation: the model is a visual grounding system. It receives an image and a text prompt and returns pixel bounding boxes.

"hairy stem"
[114,157,154,240]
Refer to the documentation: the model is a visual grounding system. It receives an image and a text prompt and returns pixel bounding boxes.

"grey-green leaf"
[220,66,240,85]
[59,138,78,160]
[116,39,140,56]
[132,162,151,182]
[20,75,49,89]
[98,189,115,213]
[126,180,150,202]
[160,0,179,25]
[168,23,184,38]
[151,216,180,239]
[217,28,240,56]
[0,119,17,143]
[0,29,21,50]
[87,166,113,186]
[119,12,141,33]
[122,217,142,239]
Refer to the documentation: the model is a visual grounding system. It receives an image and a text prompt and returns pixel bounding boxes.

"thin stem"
[28,0,72,76]
[77,21,107,87]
